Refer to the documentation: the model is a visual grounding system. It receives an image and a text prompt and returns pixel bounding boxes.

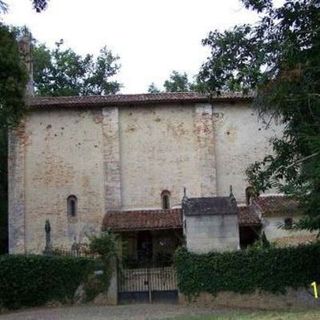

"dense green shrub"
[0,255,94,309]
[89,231,118,291]
[175,243,320,298]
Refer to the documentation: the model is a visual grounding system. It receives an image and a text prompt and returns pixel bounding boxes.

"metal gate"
[118,266,178,303]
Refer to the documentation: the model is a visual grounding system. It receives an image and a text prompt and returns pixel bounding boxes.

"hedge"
[175,243,320,298]
[0,255,94,309]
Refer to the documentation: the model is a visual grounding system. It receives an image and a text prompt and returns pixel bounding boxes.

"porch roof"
[102,209,182,232]
[102,206,261,232]
[253,195,300,217]
[238,206,261,226]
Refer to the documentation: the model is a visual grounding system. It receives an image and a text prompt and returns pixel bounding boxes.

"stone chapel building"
[9,92,310,258]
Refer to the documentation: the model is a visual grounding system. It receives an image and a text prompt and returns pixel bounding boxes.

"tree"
[0,1,8,13]
[0,0,49,254]
[198,0,320,231]
[0,0,49,13]
[147,71,199,93]
[0,25,28,253]
[33,40,121,96]
[31,0,49,12]
[0,27,27,128]
[147,82,161,93]
[89,231,118,289]
[163,71,193,92]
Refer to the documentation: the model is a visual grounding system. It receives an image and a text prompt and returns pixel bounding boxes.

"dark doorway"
[137,231,153,264]
[239,226,261,249]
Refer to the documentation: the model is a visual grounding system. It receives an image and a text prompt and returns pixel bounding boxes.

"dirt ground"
[0,304,230,320]
[1,304,320,320]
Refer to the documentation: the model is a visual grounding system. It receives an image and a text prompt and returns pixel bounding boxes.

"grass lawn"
[170,310,320,320]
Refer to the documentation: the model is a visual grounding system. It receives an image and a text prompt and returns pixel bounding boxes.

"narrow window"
[161,190,171,210]
[67,195,77,217]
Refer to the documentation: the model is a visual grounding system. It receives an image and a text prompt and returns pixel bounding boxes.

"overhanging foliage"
[33,40,121,96]
[198,0,320,231]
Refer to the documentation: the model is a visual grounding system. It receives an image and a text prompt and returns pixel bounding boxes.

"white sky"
[3,0,261,94]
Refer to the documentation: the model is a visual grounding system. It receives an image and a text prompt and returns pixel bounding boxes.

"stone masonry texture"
[8,100,281,253]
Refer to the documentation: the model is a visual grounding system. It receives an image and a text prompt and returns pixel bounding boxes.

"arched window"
[67,195,77,217]
[161,190,171,210]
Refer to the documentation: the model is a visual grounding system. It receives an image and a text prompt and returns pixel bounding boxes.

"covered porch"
[103,209,183,267]
[102,204,263,258]
[238,205,262,249]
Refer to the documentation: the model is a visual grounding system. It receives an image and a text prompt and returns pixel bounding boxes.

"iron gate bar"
[118,266,178,301]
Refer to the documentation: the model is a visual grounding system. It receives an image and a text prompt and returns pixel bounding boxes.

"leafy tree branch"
[199,0,320,231]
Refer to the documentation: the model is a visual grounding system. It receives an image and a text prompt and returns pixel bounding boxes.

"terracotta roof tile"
[253,195,300,217]
[28,92,253,108]
[238,206,261,226]
[102,209,182,232]
[102,205,260,232]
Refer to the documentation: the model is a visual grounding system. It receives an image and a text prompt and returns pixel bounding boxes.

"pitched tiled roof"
[237,195,300,226]
[102,205,260,232]
[28,92,253,108]
[238,206,261,226]
[183,197,238,216]
[253,195,300,217]
[102,209,182,232]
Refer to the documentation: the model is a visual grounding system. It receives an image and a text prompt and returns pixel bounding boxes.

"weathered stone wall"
[184,215,240,253]
[8,101,284,253]
[194,104,217,196]
[102,107,121,210]
[22,109,106,253]
[8,122,27,254]
[10,103,219,253]
[213,103,283,202]
[119,104,216,210]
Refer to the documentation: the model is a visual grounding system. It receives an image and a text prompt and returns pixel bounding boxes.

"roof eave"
[26,93,254,109]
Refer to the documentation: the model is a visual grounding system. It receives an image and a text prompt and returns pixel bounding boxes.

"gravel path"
[0,304,229,320]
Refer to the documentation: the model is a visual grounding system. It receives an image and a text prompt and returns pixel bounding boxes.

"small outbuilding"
[182,194,240,253]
